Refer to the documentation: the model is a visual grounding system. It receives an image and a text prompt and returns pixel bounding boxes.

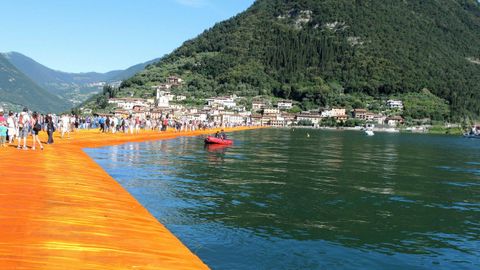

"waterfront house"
[321,108,347,122]
[261,114,277,126]
[250,114,263,126]
[365,112,376,121]
[321,110,332,118]
[296,113,323,126]
[386,116,404,127]
[353,109,368,120]
[353,109,376,122]
[282,113,296,126]
[221,114,246,125]
[372,114,387,125]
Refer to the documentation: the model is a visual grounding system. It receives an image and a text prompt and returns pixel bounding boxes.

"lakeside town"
[78,75,462,134]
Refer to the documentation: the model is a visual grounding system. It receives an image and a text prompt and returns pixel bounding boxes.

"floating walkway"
[0,127,258,269]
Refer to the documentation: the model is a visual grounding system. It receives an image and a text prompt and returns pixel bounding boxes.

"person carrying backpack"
[31,112,43,150]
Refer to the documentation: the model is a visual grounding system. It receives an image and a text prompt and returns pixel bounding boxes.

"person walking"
[135,117,141,134]
[0,122,7,147]
[7,111,16,144]
[17,108,30,150]
[46,115,55,144]
[31,112,43,150]
[61,114,70,138]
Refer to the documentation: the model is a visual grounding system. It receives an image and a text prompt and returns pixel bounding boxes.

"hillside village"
[81,76,413,130]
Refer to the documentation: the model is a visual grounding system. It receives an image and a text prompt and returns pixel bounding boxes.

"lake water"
[85,129,480,270]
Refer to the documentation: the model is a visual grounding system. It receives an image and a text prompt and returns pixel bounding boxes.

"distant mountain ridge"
[0,53,69,113]
[2,52,160,106]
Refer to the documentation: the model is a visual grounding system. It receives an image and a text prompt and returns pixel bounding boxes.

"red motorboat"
[204,136,233,145]
[205,143,230,152]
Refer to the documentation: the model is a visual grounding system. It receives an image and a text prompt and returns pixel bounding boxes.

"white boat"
[365,124,375,136]
[463,133,480,139]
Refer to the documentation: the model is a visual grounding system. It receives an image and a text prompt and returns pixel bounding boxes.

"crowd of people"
[0,108,55,150]
[0,107,238,150]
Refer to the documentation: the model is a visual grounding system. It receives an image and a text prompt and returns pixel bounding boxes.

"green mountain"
[3,52,160,106]
[115,0,480,119]
[0,53,70,113]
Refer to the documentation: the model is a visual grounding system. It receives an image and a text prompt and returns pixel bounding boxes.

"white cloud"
[175,0,209,8]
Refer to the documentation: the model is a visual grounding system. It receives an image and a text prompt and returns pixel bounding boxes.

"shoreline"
[0,126,261,269]
[275,125,464,135]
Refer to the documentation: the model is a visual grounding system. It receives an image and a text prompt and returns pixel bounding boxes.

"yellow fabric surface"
[0,127,260,269]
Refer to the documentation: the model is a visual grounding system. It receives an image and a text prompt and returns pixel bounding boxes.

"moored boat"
[463,133,480,139]
[464,126,480,139]
[204,136,233,145]
[365,124,375,136]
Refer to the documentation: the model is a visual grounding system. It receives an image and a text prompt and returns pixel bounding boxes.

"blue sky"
[0,0,255,73]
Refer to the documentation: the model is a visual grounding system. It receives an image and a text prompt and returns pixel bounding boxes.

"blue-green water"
[85,129,480,269]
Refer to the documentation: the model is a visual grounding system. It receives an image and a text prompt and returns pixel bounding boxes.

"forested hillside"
[115,0,480,119]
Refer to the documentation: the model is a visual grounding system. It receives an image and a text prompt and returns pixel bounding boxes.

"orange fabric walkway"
[0,127,258,269]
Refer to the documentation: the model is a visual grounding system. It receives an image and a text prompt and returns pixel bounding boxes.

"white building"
[108,98,150,110]
[386,116,404,127]
[320,108,347,122]
[387,100,404,110]
[222,114,246,125]
[156,89,170,108]
[206,96,237,108]
[277,100,293,110]
[165,92,176,101]
[264,108,280,115]
[176,95,187,101]
[296,113,323,126]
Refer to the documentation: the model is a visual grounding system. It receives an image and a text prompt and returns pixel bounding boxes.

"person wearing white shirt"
[7,111,16,144]
[17,108,30,150]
